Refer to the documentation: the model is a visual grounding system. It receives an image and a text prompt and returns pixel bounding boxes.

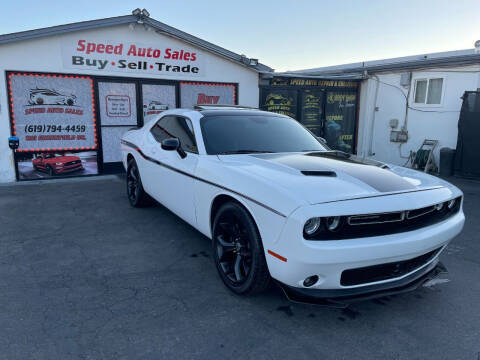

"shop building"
[0,9,271,182]
[271,47,480,170]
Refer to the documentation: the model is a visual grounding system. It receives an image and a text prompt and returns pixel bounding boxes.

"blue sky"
[1,0,479,71]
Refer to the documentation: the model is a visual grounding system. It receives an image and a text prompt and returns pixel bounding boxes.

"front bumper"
[264,187,464,295]
[56,163,83,174]
[278,261,447,307]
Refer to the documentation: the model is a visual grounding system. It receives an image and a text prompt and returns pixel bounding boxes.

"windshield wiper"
[218,150,275,155]
[326,150,351,158]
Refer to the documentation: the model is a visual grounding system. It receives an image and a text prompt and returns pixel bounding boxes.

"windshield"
[200,114,326,155]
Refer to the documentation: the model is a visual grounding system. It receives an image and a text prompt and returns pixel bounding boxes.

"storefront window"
[300,90,323,136]
[141,84,176,121]
[324,91,357,153]
[260,80,358,153]
[260,89,297,119]
[180,82,236,108]
[98,81,138,163]
[7,72,99,180]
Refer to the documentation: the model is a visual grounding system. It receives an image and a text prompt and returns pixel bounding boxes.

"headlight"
[447,198,457,209]
[304,217,322,235]
[326,216,342,231]
[435,202,444,211]
[55,162,63,166]
[304,197,461,241]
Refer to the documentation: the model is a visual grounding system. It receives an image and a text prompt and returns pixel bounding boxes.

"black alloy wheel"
[212,202,270,295]
[48,166,55,176]
[126,158,153,207]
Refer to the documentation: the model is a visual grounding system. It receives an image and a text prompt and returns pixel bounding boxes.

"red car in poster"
[32,153,83,176]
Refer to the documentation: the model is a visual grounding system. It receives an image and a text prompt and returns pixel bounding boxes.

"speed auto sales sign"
[62,39,206,77]
[7,72,97,152]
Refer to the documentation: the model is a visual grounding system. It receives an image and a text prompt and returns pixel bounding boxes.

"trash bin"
[440,148,456,177]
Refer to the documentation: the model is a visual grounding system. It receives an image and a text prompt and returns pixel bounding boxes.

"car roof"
[144,107,288,127]
[198,109,284,117]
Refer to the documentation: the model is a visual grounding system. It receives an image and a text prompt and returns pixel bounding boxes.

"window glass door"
[300,90,324,136]
[324,91,357,153]
[97,81,138,164]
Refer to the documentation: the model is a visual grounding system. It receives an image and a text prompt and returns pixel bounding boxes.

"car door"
[142,115,199,226]
[37,155,46,170]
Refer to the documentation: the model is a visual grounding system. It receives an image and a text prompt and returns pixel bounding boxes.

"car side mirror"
[161,138,187,159]
[316,136,327,144]
[316,136,330,149]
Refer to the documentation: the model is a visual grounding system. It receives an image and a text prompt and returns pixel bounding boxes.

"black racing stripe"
[121,140,287,218]
[254,153,416,193]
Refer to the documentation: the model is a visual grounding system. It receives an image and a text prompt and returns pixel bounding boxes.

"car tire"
[212,201,271,295]
[126,158,154,207]
[48,166,55,176]
[66,99,74,106]
[36,98,44,105]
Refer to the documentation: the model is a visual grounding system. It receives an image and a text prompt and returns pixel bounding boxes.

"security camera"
[8,136,19,150]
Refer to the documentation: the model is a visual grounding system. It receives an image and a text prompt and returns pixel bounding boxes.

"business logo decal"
[62,39,205,76]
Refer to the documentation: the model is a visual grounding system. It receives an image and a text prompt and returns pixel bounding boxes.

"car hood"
[217,152,448,205]
[45,156,80,163]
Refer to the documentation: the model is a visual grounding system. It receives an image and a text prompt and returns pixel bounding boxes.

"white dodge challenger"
[121,105,464,304]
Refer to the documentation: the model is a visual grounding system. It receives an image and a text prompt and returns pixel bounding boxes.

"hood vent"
[301,170,336,177]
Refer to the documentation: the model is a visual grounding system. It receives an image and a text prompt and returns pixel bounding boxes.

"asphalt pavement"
[0,175,479,359]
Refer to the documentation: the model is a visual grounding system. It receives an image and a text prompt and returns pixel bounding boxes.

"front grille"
[348,211,405,225]
[340,247,441,286]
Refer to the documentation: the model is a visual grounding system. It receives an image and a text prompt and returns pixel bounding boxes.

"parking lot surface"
[0,175,479,359]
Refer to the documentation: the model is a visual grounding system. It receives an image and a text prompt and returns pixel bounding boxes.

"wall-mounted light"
[132,8,150,24]
[240,55,259,67]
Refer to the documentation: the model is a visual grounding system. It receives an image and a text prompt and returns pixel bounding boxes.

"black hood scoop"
[301,170,337,177]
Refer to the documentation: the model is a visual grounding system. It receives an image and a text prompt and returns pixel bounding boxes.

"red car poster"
[16,150,98,180]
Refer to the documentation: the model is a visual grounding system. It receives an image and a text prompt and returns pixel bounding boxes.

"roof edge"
[0,14,273,73]
[287,53,480,76]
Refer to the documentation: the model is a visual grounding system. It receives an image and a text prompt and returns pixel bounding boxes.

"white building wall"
[0,24,261,182]
[357,65,480,167]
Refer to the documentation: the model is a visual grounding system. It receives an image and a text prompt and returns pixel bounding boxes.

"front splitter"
[278,262,448,308]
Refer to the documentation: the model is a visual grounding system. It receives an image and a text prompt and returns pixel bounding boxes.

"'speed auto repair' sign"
[7,72,97,152]
[62,39,205,77]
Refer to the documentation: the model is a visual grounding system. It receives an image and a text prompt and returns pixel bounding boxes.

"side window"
[150,116,198,153]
